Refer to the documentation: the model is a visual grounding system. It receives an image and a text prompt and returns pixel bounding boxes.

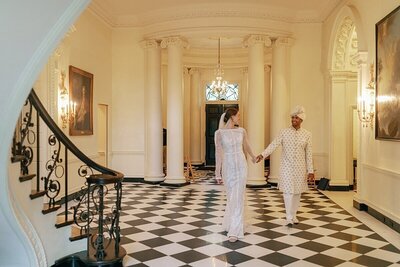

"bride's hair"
[224,108,238,123]
[218,108,239,129]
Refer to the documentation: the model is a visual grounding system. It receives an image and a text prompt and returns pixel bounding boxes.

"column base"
[191,161,204,165]
[144,174,165,183]
[267,176,279,185]
[161,176,189,187]
[246,178,268,188]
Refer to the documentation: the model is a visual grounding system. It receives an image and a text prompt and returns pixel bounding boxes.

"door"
[205,103,238,165]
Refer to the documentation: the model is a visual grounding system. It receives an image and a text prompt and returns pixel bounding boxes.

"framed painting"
[375,5,400,140]
[69,65,93,136]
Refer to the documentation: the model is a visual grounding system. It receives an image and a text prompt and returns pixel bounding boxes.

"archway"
[327,5,368,190]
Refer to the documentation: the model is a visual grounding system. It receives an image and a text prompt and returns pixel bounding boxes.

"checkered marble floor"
[109,171,400,267]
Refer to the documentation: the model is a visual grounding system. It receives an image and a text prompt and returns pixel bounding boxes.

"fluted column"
[269,37,294,184]
[241,67,249,129]
[265,65,272,146]
[142,40,164,182]
[161,37,188,185]
[184,68,190,162]
[244,35,271,187]
[189,68,202,164]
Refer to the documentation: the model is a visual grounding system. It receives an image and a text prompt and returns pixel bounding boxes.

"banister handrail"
[28,89,123,181]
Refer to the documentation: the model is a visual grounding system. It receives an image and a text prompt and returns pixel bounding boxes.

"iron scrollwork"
[41,134,64,208]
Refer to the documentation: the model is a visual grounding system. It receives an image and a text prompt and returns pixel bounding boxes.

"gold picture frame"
[69,65,93,136]
[375,5,400,140]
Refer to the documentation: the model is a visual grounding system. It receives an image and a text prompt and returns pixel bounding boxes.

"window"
[205,83,239,101]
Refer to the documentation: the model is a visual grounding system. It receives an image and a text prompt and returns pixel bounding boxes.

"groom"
[255,106,314,227]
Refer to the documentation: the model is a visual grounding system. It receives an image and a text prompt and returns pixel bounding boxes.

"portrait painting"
[69,65,93,136]
[375,5,400,140]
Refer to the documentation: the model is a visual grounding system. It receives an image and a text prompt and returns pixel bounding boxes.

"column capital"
[241,67,248,74]
[264,65,271,72]
[183,67,190,75]
[273,37,295,47]
[243,35,272,48]
[189,68,200,75]
[160,36,189,49]
[140,39,160,49]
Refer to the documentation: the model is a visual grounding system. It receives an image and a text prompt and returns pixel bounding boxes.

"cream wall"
[111,28,145,177]
[32,9,113,194]
[290,23,327,178]
[323,0,400,223]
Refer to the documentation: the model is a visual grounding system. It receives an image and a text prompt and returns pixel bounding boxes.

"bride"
[214,108,256,242]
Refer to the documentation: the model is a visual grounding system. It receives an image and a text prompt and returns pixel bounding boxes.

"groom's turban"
[290,106,306,121]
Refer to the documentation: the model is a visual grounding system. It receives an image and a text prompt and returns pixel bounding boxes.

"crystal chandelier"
[209,38,228,99]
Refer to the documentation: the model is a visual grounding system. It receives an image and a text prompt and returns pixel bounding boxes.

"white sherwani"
[262,126,313,194]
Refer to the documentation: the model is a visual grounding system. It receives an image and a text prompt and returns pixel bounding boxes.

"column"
[184,68,190,162]
[189,68,202,164]
[264,65,272,147]
[142,40,164,182]
[241,67,248,130]
[161,37,188,185]
[244,35,271,187]
[269,37,293,184]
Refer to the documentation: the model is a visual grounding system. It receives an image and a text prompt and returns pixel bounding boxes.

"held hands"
[255,154,263,163]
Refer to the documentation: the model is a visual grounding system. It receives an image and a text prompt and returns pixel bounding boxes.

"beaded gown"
[215,127,252,238]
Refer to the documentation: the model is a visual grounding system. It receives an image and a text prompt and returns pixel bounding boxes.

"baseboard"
[328,185,350,191]
[123,177,145,183]
[353,200,400,234]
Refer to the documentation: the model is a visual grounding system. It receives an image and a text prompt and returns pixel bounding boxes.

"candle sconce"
[59,71,76,129]
[357,63,375,128]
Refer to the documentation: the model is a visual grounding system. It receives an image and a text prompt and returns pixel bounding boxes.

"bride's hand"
[215,177,223,184]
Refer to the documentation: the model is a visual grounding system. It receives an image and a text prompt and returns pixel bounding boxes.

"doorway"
[97,104,109,167]
[205,103,238,165]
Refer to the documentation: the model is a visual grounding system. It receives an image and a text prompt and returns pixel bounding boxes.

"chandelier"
[209,38,228,99]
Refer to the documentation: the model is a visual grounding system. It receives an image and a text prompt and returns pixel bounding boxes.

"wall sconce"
[357,63,375,128]
[58,71,76,129]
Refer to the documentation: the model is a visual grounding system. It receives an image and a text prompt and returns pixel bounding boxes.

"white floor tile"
[143,256,186,267]
[321,247,361,261]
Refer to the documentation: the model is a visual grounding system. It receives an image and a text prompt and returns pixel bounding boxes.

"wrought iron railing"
[11,89,125,266]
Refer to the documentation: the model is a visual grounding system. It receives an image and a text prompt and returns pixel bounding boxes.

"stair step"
[30,190,46,199]
[55,215,74,228]
[42,203,61,214]
[11,155,25,163]
[19,174,36,182]
[70,225,95,242]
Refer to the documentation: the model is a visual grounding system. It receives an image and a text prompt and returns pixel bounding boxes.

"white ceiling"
[88,0,342,48]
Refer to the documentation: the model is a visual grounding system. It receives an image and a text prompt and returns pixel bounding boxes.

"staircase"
[9,89,125,266]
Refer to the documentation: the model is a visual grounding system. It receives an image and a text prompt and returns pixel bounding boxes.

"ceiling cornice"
[88,2,342,28]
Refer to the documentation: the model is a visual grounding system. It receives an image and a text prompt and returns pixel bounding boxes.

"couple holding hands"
[214,106,314,242]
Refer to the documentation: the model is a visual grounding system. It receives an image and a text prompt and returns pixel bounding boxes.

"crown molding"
[88,2,342,28]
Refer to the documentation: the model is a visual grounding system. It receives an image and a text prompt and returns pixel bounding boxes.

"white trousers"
[283,193,301,221]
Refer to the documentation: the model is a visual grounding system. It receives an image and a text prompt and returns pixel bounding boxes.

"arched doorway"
[327,6,369,191]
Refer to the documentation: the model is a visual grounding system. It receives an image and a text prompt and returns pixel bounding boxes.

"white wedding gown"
[215,127,251,238]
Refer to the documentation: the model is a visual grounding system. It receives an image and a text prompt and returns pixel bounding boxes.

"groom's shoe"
[286,220,294,227]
